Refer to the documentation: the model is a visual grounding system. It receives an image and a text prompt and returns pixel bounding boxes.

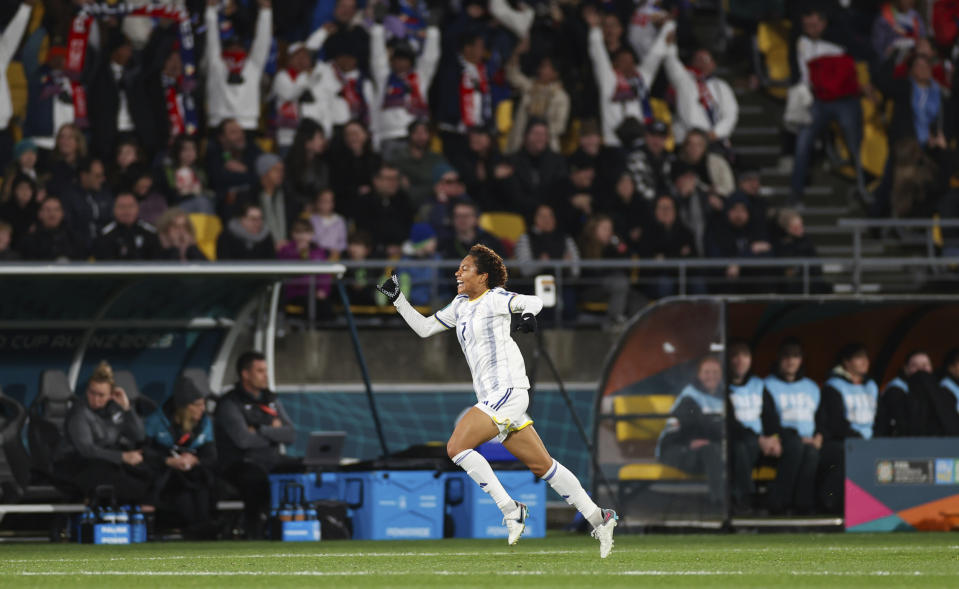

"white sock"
[541,459,603,528]
[453,449,517,517]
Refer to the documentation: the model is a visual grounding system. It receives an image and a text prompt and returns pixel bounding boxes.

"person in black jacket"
[874,349,933,437]
[52,361,151,504]
[655,355,726,509]
[143,375,217,539]
[354,163,415,254]
[817,343,878,514]
[92,193,162,261]
[705,193,772,294]
[638,194,700,299]
[216,203,275,260]
[439,199,505,260]
[207,119,262,219]
[214,351,299,539]
[504,119,568,221]
[18,196,86,261]
[87,31,138,161]
[774,208,827,294]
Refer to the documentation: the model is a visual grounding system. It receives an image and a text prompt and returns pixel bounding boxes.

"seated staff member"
[817,343,877,514]
[874,350,933,437]
[761,338,821,515]
[214,351,299,539]
[727,340,780,513]
[656,355,725,509]
[52,361,151,504]
[143,375,218,540]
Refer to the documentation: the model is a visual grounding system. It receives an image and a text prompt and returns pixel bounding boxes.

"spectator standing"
[93,193,162,261]
[553,151,597,239]
[585,6,674,146]
[216,203,275,260]
[872,0,926,62]
[791,7,868,205]
[727,341,781,514]
[0,1,32,167]
[215,351,299,539]
[663,46,739,146]
[328,120,381,220]
[605,172,650,253]
[774,208,826,294]
[447,125,509,214]
[514,203,581,277]
[18,196,85,261]
[143,376,218,540]
[46,123,87,201]
[156,208,208,262]
[423,163,467,241]
[369,11,440,158]
[670,163,714,257]
[505,37,570,154]
[303,26,374,137]
[761,339,822,515]
[435,31,494,162]
[309,189,347,260]
[677,129,735,197]
[271,42,316,154]
[21,34,79,155]
[53,361,150,505]
[87,32,138,160]
[818,344,878,514]
[204,0,274,132]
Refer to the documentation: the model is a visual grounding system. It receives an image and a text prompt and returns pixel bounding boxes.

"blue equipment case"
[445,470,547,539]
[342,471,444,540]
[269,472,341,508]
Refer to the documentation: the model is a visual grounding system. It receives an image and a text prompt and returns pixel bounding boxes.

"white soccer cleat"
[504,502,529,545]
[590,508,618,558]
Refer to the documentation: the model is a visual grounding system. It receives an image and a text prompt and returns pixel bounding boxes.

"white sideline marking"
[4,544,956,565]
[8,570,947,577]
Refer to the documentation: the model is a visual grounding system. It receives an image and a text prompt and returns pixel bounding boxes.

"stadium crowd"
[658,341,959,516]
[0,1,951,321]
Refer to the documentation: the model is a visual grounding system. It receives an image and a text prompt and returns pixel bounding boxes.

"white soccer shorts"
[475,388,534,443]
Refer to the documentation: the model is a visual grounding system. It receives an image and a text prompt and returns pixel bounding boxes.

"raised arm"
[417,26,441,90]
[369,23,389,87]
[247,0,273,73]
[508,292,544,316]
[712,80,739,140]
[204,2,222,70]
[0,3,31,67]
[587,24,615,96]
[378,274,451,338]
[638,20,675,87]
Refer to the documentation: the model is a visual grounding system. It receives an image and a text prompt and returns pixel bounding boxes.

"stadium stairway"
[721,54,929,295]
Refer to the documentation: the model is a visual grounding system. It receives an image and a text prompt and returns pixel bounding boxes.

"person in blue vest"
[656,354,725,509]
[727,340,781,514]
[761,338,822,514]
[874,349,933,437]
[144,374,218,539]
[817,343,878,514]
[940,349,959,415]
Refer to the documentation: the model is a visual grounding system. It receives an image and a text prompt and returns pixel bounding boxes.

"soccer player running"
[377,244,618,557]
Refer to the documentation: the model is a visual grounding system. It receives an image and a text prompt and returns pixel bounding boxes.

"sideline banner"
[845,437,959,531]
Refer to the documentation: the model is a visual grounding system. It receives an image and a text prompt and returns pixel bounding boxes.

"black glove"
[513,313,536,333]
[376,272,401,303]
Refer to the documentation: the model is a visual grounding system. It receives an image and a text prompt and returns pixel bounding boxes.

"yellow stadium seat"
[752,465,777,481]
[561,117,580,155]
[649,98,675,151]
[756,20,791,99]
[188,213,222,261]
[479,212,526,256]
[255,137,275,155]
[619,463,698,481]
[834,63,888,179]
[496,99,513,153]
[613,394,676,441]
[7,62,26,120]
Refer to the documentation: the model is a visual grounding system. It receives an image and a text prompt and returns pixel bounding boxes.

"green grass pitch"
[1,533,957,588]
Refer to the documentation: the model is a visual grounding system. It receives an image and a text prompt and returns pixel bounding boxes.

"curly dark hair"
[469,244,508,289]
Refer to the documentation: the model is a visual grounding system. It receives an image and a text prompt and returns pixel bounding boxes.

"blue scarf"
[910,79,940,145]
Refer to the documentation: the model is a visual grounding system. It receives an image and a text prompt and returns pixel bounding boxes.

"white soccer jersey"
[394,288,543,403]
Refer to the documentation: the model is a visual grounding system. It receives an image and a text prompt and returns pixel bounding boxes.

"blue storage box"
[269,472,341,508]
[93,524,131,545]
[445,470,546,539]
[280,520,321,542]
[342,471,444,540]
